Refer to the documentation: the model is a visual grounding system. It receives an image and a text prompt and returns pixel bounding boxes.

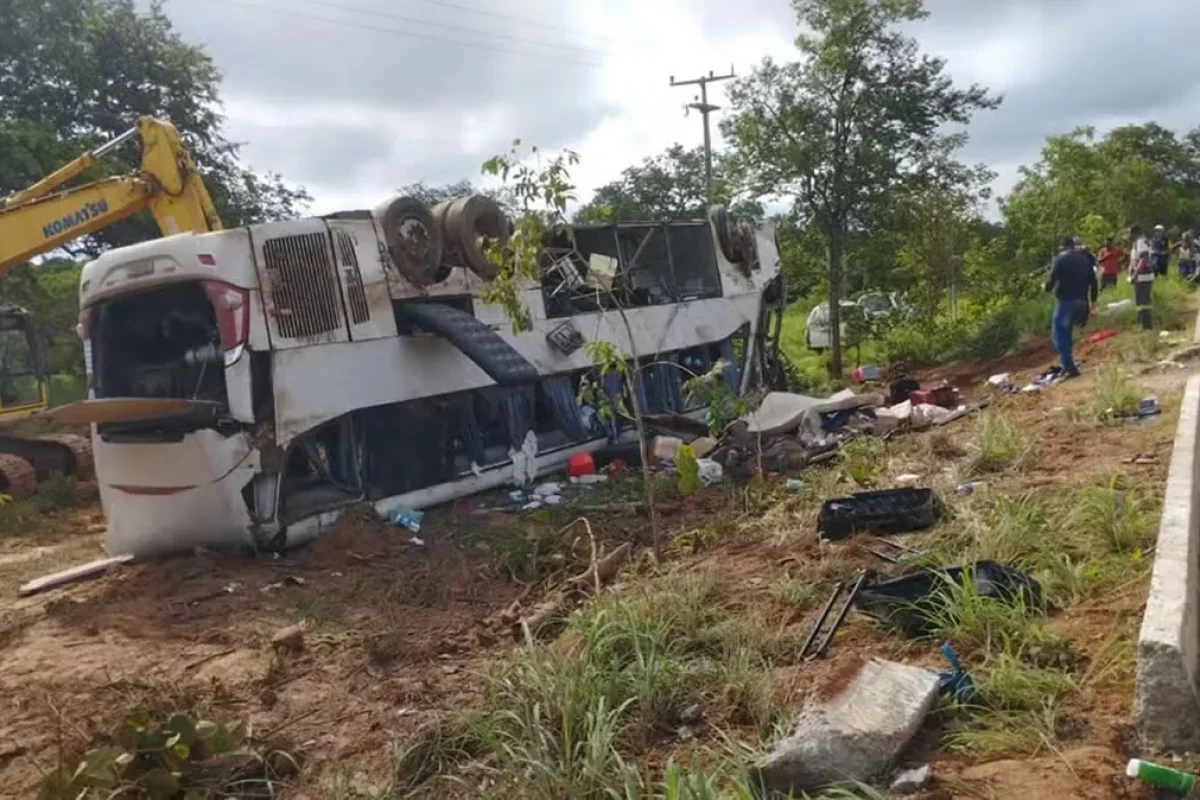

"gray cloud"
[693,0,1200,191]
[152,0,1200,208]
[150,0,614,198]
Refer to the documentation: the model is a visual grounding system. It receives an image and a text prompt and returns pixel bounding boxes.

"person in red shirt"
[1096,236,1126,290]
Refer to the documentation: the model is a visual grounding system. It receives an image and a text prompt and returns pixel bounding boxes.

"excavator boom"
[0,116,222,275]
[0,116,223,500]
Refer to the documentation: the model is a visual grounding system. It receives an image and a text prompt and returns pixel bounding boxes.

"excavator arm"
[0,116,222,274]
[0,116,224,500]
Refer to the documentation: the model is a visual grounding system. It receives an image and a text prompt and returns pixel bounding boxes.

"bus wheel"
[432,195,509,281]
[372,195,444,286]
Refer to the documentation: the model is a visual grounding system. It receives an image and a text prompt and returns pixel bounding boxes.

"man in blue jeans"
[1045,235,1098,378]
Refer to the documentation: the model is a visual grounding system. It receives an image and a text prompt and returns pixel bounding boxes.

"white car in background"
[804,291,904,352]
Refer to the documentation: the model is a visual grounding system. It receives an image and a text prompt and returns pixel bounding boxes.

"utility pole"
[670,66,735,204]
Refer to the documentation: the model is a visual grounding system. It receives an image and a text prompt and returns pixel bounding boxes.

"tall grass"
[1067,476,1154,556]
[393,574,780,798]
[968,410,1030,475]
[1092,365,1142,420]
[916,568,1044,656]
[972,494,1050,565]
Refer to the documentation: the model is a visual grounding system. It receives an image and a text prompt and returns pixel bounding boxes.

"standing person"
[1045,235,1098,379]
[1130,224,1154,329]
[1074,236,1097,270]
[1176,231,1197,280]
[1151,225,1170,277]
[1096,236,1126,290]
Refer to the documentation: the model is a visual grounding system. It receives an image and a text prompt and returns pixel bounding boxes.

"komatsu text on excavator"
[0,116,221,499]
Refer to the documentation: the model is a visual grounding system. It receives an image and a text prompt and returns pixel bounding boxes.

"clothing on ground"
[1045,249,1099,304]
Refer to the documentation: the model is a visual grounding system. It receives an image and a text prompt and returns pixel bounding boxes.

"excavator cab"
[0,306,49,422]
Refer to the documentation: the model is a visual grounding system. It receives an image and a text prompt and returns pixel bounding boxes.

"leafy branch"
[481,146,664,557]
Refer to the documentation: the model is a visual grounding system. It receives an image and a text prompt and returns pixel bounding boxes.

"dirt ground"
[0,329,1191,799]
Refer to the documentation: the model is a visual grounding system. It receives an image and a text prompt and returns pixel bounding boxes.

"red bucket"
[566,453,596,478]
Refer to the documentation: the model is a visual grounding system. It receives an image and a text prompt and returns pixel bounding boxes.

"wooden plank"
[17,554,135,597]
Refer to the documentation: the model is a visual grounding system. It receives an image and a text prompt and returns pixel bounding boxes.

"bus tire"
[432,195,509,281]
[709,205,744,263]
[372,195,444,287]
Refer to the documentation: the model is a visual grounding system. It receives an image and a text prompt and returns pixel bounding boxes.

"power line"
[291,0,607,59]
[212,0,605,66]
[406,0,606,43]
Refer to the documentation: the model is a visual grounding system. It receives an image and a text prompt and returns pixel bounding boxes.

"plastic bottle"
[1126,758,1196,794]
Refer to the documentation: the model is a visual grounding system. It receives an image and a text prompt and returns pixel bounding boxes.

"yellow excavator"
[0,116,222,500]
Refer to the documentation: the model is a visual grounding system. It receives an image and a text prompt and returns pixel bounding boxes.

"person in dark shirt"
[1045,235,1099,378]
[1074,236,1097,271]
[1151,225,1170,276]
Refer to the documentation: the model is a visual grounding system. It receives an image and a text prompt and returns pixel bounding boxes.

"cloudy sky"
[149,0,1200,215]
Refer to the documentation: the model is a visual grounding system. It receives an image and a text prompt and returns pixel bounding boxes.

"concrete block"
[750,659,940,795]
[1136,375,1200,751]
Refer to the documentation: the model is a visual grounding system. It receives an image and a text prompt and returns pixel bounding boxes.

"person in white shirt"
[1129,224,1154,329]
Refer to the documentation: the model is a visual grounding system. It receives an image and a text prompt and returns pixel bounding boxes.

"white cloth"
[1129,236,1152,281]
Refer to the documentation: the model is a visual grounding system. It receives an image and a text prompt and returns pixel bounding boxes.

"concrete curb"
[1193,297,1200,344]
[1136,374,1200,751]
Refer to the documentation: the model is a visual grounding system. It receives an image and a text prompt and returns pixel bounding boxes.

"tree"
[574,144,763,225]
[894,135,996,322]
[480,143,664,556]
[575,145,716,224]
[721,0,999,375]
[1001,123,1200,268]
[0,0,309,255]
[0,259,84,374]
[395,179,513,211]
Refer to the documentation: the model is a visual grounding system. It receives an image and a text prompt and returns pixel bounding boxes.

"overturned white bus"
[49,195,784,557]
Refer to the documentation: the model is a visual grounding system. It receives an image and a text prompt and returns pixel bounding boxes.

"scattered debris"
[651,436,684,463]
[1126,758,1195,794]
[856,561,1043,637]
[565,452,595,478]
[851,364,882,383]
[936,642,978,703]
[818,488,942,541]
[986,373,1014,392]
[696,458,723,485]
[889,377,921,406]
[16,554,135,598]
[799,570,868,660]
[271,621,307,652]
[861,537,925,565]
[890,764,934,795]
[1088,328,1119,343]
[750,659,941,795]
[786,478,805,493]
[393,506,424,533]
[956,481,985,495]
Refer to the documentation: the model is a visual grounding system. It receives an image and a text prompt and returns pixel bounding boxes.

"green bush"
[1012,293,1056,338]
[956,307,1020,361]
[879,320,959,365]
